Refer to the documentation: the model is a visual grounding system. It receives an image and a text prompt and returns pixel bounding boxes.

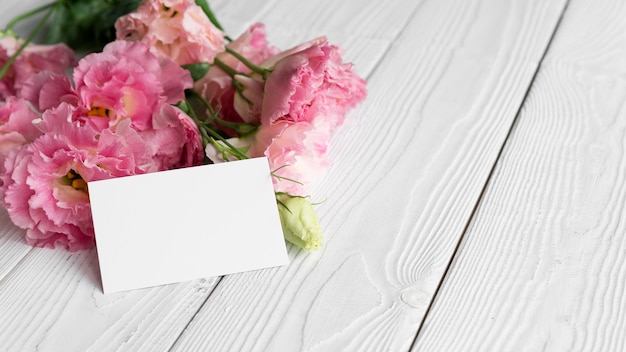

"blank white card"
[89,157,289,293]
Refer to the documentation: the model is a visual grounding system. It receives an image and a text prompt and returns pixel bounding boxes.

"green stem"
[198,59,258,117]
[204,128,249,160]
[215,119,258,135]
[225,47,273,79]
[187,88,216,115]
[4,2,56,32]
[272,173,304,186]
[272,165,304,185]
[213,57,239,77]
[194,0,229,35]
[185,98,249,160]
[0,4,56,81]
[211,58,256,112]
[188,89,259,136]
[185,103,210,146]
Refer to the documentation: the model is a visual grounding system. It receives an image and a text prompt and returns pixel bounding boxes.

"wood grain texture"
[0,0,411,350]
[0,2,240,351]
[211,0,397,83]
[0,210,32,281]
[0,0,53,283]
[414,0,626,350]
[0,245,219,351]
[0,1,220,348]
[171,0,567,351]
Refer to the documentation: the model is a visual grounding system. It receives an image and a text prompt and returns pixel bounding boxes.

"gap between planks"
[408,0,572,350]
[161,1,429,350]
[0,0,418,349]
[167,276,225,352]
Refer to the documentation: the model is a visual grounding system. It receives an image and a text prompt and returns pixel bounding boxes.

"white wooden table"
[2,0,626,350]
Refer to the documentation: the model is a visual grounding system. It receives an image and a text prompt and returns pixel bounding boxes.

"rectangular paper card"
[89,157,289,293]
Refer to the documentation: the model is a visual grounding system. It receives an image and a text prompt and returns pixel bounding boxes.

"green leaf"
[177,100,191,114]
[182,62,211,82]
[45,3,70,45]
[43,0,143,52]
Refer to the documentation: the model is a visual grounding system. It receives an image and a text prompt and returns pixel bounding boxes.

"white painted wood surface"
[1,0,624,351]
[170,0,567,351]
[413,0,626,351]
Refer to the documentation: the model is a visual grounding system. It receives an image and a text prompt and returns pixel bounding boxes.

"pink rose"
[0,36,76,100]
[1,103,155,251]
[116,0,225,65]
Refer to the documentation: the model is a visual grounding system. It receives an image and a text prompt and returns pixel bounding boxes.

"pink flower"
[176,107,206,167]
[24,41,193,126]
[260,37,367,128]
[21,41,202,171]
[250,121,330,195]
[0,39,204,251]
[247,38,366,195]
[206,37,366,195]
[116,0,225,66]
[217,23,279,74]
[0,97,41,168]
[140,104,204,170]
[232,75,265,124]
[195,23,278,129]
[206,118,331,195]
[20,72,78,112]
[73,40,192,130]
[0,35,76,100]
[1,103,155,251]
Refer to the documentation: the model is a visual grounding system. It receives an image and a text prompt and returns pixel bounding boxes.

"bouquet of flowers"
[0,0,366,252]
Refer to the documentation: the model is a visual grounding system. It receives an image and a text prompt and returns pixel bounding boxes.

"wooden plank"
[0,0,423,350]
[0,0,51,283]
[1,0,51,26]
[170,0,568,351]
[0,210,32,281]
[212,0,403,84]
[0,247,219,351]
[0,0,415,348]
[0,2,254,351]
[413,0,626,350]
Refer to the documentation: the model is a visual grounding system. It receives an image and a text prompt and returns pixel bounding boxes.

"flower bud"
[277,194,322,251]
